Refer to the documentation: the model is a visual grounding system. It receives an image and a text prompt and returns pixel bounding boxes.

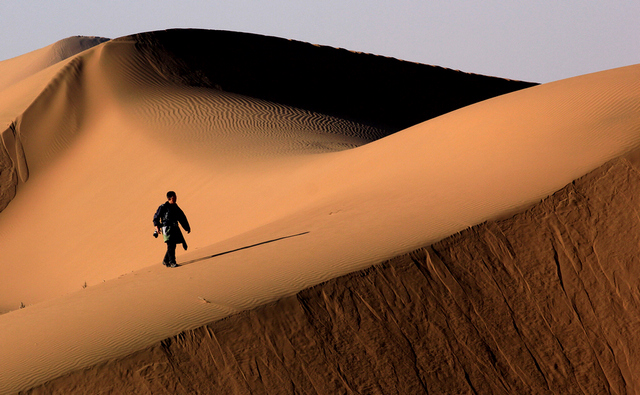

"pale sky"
[1,0,638,83]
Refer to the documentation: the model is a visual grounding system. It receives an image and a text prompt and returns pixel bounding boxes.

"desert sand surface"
[0,29,639,394]
[24,156,640,394]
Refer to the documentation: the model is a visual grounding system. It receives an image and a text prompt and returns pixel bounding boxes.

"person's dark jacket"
[153,202,190,244]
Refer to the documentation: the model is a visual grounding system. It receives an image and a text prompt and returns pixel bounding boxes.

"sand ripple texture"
[129,86,383,156]
[100,39,388,158]
[0,37,389,313]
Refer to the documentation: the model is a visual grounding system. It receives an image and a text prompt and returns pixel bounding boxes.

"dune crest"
[0,36,109,92]
[13,146,640,395]
[125,29,535,131]
[0,36,109,211]
[25,155,640,394]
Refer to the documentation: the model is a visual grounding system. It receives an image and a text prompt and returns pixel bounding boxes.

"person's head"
[167,191,177,204]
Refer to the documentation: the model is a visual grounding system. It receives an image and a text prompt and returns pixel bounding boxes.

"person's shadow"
[179,231,310,266]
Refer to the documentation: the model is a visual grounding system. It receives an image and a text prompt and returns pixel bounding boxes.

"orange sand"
[0,31,639,393]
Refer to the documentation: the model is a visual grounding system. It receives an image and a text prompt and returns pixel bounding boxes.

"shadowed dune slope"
[24,153,640,394]
[126,29,537,131]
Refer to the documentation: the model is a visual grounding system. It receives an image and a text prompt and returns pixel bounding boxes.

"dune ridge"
[23,153,640,394]
[0,37,109,211]
[126,29,536,131]
[0,29,639,393]
[0,36,109,92]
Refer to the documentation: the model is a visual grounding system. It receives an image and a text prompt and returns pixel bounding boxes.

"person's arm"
[153,205,164,234]
[178,207,191,233]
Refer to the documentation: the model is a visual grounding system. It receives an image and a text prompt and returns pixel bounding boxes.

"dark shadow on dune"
[124,29,537,134]
[179,231,310,266]
[0,123,28,212]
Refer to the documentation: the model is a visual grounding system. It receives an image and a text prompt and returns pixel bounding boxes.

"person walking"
[153,191,191,268]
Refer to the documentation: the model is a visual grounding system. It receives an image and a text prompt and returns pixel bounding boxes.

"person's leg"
[163,242,177,266]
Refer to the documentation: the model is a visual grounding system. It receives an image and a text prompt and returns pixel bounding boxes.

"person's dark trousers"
[163,242,177,266]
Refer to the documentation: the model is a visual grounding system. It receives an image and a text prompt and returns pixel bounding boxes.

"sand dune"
[26,155,640,394]
[0,36,109,213]
[0,30,533,313]
[0,29,639,393]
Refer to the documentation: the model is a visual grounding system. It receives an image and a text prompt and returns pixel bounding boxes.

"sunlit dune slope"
[24,155,640,394]
[0,36,110,214]
[0,36,109,92]
[0,28,639,394]
[0,36,110,160]
[0,30,533,313]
